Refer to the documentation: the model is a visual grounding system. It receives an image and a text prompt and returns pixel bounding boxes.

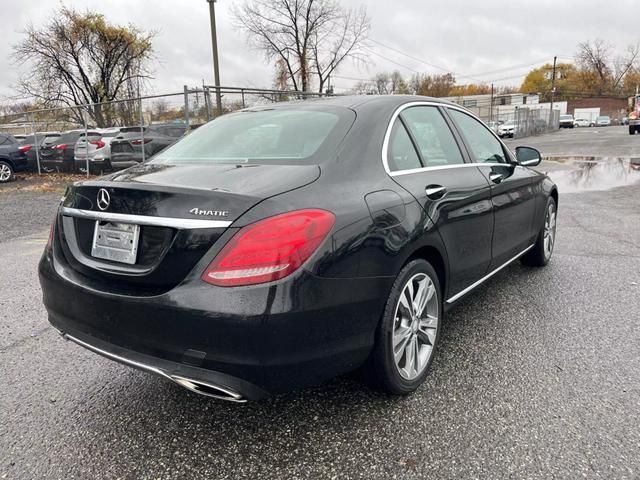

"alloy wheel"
[0,163,12,182]
[392,273,439,380]
[543,202,557,259]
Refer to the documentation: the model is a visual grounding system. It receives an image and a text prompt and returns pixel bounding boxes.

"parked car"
[559,114,574,128]
[74,128,121,174]
[498,122,516,138]
[42,130,100,173]
[573,118,591,127]
[19,132,61,171]
[40,96,558,402]
[595,116,611,127]
[486,121,500,134]
[109,124,187,170]
[0,133,29,182]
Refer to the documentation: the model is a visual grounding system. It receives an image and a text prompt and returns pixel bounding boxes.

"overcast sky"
[1,0,638,101]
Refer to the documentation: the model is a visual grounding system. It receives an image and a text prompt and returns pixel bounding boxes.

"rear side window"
[448,109,508,164]
[153,107,353,165]
[387,119,422,172]
[401,106,464,167]
[0,134,8,146]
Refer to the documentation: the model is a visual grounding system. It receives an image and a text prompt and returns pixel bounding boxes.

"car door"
[386,105,494,297]
[446,108,539,270]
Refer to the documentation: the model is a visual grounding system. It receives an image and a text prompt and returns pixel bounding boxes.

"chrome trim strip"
[63,334,246,403]
[61,207,232,229]
[381,101,515,177]
[445,244,534,304]
[63,333,168,378]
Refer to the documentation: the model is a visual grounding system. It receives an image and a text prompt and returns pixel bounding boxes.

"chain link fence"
[446,96,560,139]
[0,86,327,177]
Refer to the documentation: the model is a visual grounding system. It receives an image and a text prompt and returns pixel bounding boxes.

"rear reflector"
[201,209,335,287]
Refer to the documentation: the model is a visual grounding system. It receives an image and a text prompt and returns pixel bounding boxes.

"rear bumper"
[38,243,391,400]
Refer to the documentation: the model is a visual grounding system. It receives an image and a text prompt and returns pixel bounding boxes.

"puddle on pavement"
[542,156,640,193]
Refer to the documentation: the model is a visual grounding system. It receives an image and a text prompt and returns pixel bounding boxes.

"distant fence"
[0,86,560,176]
[0,86,329,175]
[446,97,560,138]
[0,85,328,136]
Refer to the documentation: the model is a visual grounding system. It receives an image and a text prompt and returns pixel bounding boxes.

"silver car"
[74,128,121,173]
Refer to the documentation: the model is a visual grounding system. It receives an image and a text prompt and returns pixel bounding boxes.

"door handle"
[425,185,447,199]
[489,172,504,184]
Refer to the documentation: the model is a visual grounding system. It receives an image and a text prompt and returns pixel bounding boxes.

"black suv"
[0,133,29,182]
[109,124,187,170]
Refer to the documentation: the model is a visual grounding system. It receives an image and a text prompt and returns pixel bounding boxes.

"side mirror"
[515,146,542,167]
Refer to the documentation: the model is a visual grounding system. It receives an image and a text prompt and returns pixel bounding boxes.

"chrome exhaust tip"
[170,375,247,403]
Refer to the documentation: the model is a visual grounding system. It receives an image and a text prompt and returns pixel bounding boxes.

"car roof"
[242,94,461,112]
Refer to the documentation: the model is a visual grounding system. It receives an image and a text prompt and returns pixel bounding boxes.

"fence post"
[183,85,190,127]
[204,86,212,121]
[139,97,146,164]
[29,113,41,175]
[241,89,246,109]
[82,106,89,177]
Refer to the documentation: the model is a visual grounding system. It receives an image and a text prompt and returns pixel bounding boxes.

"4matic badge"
[189,208,229,217]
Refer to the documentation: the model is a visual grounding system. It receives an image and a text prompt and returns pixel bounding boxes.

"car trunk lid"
[57,162,320,294]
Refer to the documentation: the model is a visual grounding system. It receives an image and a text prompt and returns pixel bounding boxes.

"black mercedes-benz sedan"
[39,96,558,402]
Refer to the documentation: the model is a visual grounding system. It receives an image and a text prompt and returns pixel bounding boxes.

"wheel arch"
[0,156,15,169]
[405,245,448,300]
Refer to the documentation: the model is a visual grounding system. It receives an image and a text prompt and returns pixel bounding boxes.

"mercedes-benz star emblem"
[97,188,110,211]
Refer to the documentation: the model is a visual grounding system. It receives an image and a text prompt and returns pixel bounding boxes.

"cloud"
[1,0,638,100]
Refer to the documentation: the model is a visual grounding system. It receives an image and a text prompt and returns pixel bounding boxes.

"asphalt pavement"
[1,128,639,479]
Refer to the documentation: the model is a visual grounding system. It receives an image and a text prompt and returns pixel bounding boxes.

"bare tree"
[309,6,369,93]
[613,44,640,89]
[234,0,369,93]
[576,39,613,94]
[12,6,154,127]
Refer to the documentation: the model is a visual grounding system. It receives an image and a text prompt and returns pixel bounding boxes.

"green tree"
[13,6,155,127]
[520,63,578,101]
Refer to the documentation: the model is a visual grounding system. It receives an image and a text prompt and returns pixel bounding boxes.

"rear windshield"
[152,107,354,165]
[560,115,573,120]
[116,127,145,139]
[59,131,84,143]
[100,130,120,138]
[42,135,61,146]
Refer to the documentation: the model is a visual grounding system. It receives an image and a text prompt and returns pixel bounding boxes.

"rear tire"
[365,259,442,395]
[630,126,635,135]
[0,160,14,183]
[522,196,557,267]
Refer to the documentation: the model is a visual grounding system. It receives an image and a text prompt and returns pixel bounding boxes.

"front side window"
[448,109,507,164]
[153,107,353,165]
[386,119,422,172]
[401,106,464,167]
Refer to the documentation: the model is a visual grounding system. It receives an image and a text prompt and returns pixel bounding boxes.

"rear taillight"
[19,145,32,152]
[201,209,335,287]
[53,143,68,150]
[46,222,55,251]
[131,138,152,145]
[89,140,105,149]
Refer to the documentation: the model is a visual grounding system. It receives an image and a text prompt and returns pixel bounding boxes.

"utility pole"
[207,0,223,114]
[549,55,557,127]
[549,56,557,111]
